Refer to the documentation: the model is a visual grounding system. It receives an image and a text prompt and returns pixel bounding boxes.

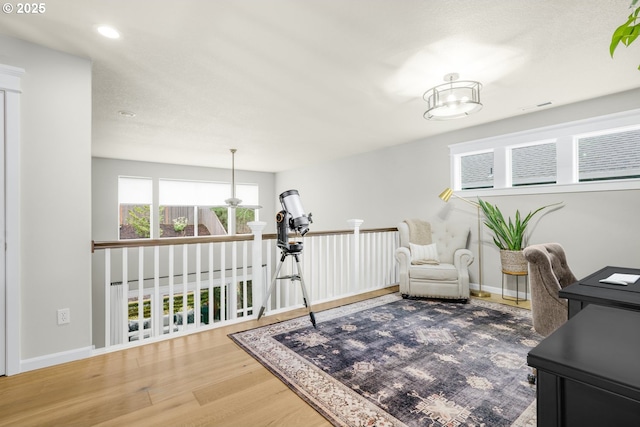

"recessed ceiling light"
[97,25,120,39]
[118,110,136,118]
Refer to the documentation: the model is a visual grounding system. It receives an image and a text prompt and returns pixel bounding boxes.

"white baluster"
[220,242,226,321]
[104,248,111,347]
[169,245,174,334]
[195,243,201,327]
[229,241,237,319]
[248,221,266,318]
[208,242,214,324]
[182,245,188,330]
[241,240,248,317]
[347,219,364,292]
[122,248,128,344]
[154,246,160,337]
[138,246,144,341]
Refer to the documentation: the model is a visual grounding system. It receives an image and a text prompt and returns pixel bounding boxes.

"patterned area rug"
[230,293,539,427]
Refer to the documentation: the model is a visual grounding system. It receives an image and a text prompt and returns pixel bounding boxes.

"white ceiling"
[0,0,638,172]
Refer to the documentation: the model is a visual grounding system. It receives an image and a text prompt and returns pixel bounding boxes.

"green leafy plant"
[477,199,562,251]
[125,205,164,238]
[173,216,188,232]
[127,205,152,238]
[610,0,640,70]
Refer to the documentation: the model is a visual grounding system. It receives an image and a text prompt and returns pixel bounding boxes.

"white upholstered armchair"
[395,220,474,300]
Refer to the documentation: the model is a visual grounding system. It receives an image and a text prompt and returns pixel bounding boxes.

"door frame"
[1,64,24,375]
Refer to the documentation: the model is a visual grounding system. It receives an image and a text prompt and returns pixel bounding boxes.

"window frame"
[449,108,640,197]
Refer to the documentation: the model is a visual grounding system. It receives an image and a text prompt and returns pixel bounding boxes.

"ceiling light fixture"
[219,149,262,210]
[96,25,120,39]
[423,73,483,120]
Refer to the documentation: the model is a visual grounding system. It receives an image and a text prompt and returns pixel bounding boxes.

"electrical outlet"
[57,308,70,325]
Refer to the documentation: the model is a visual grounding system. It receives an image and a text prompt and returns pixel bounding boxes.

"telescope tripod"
[257,249,316,328]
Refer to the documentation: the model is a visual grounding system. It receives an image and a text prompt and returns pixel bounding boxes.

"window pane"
[512,142,556,186]
[159,206,195,238]
[119,177,152,204]
[120,204,152,239]
[236,184,259,205]
[211,207,229,235]
[461,152,494,189]
[159,179,230,206]
[119,177,153,239]
[578,128,640,182]
[235,208,255,234]
[198,206,224,235]
[208,207,256,235]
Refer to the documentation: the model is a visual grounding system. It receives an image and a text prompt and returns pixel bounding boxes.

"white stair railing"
[92,220,398,351]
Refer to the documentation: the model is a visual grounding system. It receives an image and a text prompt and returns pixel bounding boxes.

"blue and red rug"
[230,293,538,427]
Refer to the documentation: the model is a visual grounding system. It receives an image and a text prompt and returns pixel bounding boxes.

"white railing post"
[248,221,266,317]
[347,219,364,292]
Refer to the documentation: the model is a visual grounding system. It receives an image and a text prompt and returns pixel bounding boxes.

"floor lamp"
[438,188,491,298]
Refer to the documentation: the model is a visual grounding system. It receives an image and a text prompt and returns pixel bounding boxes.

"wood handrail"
[91,227,398,252]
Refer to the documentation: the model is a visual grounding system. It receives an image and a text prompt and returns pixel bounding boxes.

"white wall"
[0,34,92,367]
[277,89,640,290]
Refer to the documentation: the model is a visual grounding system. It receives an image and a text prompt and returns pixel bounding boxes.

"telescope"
[276,189,313,253]
[258,189,316,327]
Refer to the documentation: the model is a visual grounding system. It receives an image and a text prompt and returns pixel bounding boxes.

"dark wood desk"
[559,266,640,318]
[528,304,640,427]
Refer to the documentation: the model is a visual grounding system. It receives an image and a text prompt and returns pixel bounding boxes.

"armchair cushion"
[410,263,458,281]
[410,242,440,265]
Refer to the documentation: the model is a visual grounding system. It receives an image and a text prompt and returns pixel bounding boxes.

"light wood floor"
[0,288,529,426]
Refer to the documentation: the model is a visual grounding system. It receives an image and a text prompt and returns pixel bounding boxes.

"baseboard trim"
[20,346,93,373]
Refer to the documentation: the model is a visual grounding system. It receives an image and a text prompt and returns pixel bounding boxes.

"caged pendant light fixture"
[423,73,483,120]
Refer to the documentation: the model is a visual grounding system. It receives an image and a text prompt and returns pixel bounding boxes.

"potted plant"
[477,198,562,274]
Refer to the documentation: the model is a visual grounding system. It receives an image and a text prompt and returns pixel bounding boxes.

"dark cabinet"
[528,305,640,426]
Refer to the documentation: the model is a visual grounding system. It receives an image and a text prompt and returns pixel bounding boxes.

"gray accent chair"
[523,243,576,337]
[395,221,473,300]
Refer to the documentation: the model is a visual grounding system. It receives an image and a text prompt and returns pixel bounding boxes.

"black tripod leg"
[294,254,316,328]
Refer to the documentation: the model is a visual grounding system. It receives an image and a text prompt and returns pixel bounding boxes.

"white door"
[0,90,5,376]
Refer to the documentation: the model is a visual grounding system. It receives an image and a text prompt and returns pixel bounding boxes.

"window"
[118,177,260,239]
[118,177,152,239]
[511,142,556,186]
[448,109,640,195]
[461,152,494,189]
[159,180,228,238]
[159,179,259,237]
[578,127,640,182]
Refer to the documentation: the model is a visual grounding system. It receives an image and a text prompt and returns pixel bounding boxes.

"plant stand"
[502,270,528,304]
